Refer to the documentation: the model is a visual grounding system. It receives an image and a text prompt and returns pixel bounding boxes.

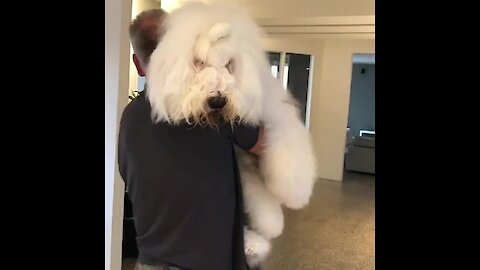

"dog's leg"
[260,77,317,209]
[244,227,271,268]
[261,122,316,209]
[239,153,284,239]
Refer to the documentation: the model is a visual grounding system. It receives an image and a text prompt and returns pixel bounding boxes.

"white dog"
[147,2,317,268]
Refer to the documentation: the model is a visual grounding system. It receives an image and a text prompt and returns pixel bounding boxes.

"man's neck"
[139,83,147,95]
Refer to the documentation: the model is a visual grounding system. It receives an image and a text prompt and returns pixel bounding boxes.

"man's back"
[118,92,258,270]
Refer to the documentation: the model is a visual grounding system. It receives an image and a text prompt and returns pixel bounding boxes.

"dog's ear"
[147,25,196,123]
[194,36,210,63]
[208,22,232,42]
[195,22,232,63]
[226,59,234,74]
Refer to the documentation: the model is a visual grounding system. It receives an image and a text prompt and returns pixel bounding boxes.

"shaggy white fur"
[147,2,317,268]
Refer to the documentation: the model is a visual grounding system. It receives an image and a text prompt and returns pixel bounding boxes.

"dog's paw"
[244,228,271,268]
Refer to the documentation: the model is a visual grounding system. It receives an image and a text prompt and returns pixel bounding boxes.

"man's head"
[129,9,167,76]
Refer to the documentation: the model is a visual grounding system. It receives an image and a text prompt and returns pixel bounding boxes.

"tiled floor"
[122,171,375,270]
[262,171,375,270]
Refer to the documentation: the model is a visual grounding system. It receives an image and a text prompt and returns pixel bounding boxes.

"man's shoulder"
[121,94,150,124]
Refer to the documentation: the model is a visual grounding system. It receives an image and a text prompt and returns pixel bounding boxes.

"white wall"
[310,39,375,181]
[161,0,374,18]
[262,37,322,56]
[105,0,132,269]
[242,0,375,18]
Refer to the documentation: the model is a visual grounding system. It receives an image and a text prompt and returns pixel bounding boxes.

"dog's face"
[180,57,237,125]
[147,3,268,127]
[162,37,240,126]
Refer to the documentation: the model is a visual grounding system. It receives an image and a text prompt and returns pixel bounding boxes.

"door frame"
[105,0,132,269]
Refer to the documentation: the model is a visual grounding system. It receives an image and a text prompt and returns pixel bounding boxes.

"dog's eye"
[194,59,204,68]
[226,60,234,74]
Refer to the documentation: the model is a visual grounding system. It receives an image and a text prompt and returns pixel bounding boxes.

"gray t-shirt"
[118,92,259,270]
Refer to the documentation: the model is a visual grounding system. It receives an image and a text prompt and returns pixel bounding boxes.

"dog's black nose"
[208,96,227,109]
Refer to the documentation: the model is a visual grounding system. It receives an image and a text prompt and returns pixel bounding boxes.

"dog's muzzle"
[208,96,227,109]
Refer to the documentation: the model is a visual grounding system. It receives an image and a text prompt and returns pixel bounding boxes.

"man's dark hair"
[129,9,168,67]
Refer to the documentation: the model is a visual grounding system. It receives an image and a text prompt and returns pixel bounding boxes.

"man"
[118,9,263,270]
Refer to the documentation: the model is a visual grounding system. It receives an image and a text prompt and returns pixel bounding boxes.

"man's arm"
[247,127,265,156]
[231,124,265,156]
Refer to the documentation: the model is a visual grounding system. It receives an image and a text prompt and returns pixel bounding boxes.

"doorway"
[344,53,375,175]
[267,51,314,127]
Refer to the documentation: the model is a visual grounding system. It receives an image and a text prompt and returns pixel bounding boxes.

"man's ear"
[133,54,146,76]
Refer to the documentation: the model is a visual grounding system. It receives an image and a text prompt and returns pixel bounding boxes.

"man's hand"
[248,128,265,156]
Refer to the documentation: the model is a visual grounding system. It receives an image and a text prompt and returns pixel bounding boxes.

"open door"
[267,51,314,128]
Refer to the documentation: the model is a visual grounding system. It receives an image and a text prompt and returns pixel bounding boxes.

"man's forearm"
[248,127,265,156]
